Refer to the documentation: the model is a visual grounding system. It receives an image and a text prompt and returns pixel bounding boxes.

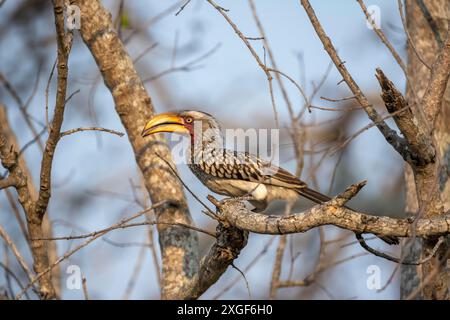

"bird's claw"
[223,195,254,202]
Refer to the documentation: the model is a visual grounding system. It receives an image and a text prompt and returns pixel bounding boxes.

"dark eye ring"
[186,117,193,123]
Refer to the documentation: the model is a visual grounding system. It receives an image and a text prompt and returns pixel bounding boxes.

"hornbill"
[142,110,398,245]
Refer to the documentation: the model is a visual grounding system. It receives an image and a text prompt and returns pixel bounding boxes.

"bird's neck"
[189,126,223,164]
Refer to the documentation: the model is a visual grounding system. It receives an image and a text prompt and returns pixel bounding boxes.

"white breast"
[205,178,268,200]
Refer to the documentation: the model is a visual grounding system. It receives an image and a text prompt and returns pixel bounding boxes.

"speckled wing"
[198,148,307,190]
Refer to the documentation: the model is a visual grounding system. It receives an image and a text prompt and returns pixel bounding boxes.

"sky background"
[0,0,409,299]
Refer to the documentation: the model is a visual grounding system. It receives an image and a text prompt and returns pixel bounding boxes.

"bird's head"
[141,110,222,144]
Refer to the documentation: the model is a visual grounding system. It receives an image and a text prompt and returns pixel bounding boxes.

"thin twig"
[357,0,407,73]
[82,275,89,300]
[133,43,158,64]
[155,153,219,220]
[45,59,57,134]
[320,95,356,102]
[36,219,216,241]
[300,0,413,162]
[212,237,275,299]
[396,0,431,70]
[60,127,125,138]
[0,225,35,283]
[277,252,369,288]
[142,43,221,83]
[356,234,444,265]
[15,201,169,300]
[175,0,192,16]
[0,262,30,300]
[122,245,146,299]
[206,0,280,126]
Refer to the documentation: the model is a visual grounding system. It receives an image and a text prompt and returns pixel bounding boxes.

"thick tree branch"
[73,0,199,299]
[180,224,248,300]
[375,68,435,166]
[0,107,55,298]
[208,182,450,238]
[421,24,450,124]
[400,0,450,299]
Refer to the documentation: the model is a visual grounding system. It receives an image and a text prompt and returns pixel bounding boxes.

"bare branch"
[178,223,248,300]
[35,0,74,221]
[320,95,356,102]
[299,0,416,163]
[0,225,35,284]
[277,252,369,288]
[0,72,45,152]
[208,181,450,238]
[142,43,221,83]
[81,275,89,300]
[356,234,445,265]
[396,0,431,70]
[357,0,407,73]
[0,175,15,190]
[375,68,435,166]
[60,127,125,138]
[0,106,55,298]
[73,0,198,299]
[206,0,279,125]
[45,59,57,134]
[212,237,276,299]
[15,201,169,300]
[421,25,450,124]
[36,220,215,241]
[175,0,192,16]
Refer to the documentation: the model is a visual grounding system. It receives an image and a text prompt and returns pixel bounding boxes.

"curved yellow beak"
[141,112,189,137]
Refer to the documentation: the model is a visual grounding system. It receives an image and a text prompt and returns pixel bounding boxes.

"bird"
[141,110,398,245]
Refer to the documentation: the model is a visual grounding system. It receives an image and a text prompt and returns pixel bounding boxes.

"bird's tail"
[297,187,332,204]
[296,187,399,245]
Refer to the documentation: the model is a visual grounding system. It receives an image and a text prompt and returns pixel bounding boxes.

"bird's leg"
[229,195,254,201]
[221,195,267,212]
[249,200,268,212]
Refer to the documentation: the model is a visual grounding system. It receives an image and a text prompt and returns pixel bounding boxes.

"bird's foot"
[224,195,254,202]
[251,207,265,213]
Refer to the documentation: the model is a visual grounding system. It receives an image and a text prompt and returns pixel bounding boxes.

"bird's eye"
[185,117,193,123]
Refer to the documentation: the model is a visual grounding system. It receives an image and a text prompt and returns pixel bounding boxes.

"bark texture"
[401,0,450,300]
[207,184,450,238]
[0,107,54,298]
[181,224,248,300]
[73,0,199,299]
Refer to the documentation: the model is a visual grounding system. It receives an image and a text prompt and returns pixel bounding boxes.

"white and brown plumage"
[142,110,398,245]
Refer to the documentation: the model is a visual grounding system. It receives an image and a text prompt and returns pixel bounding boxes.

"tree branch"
[0,224,35,285]
[421,24,450,124]
[208,182,450,238]
[179,223,248,300]
[299,0,416,163]
[35,0,73,220]
[15,201,169,300]
[59,127,124,138]
[0,106,56,299]
[73,0,199,299]
[375,68,435,166]
[0,175,16,190]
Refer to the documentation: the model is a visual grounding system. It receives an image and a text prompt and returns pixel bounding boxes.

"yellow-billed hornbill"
[142,110,398,245]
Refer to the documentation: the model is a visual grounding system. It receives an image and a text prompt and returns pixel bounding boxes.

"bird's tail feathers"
[296,187,331,204]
